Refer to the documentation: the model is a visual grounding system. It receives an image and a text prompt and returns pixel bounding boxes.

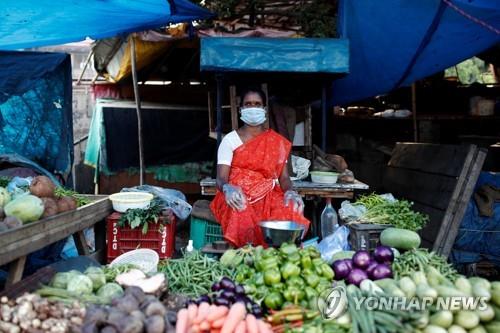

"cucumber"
[416,284,438,301]
[447,325,467,333]
[374,278,398,290]
[477,305,495,323]
[485,321,500,333]
[430,310,453,328]
[423,325,447,333]
[399,276,417,298]
[473,284,492,302]
[454,310,480,329]
[492,287,500,306]
[469,277,491,291]
[435,286,468,298]
[412,271,429,286]
[380,227,421,250]
[469,326,487,333]
[454,276,472,296]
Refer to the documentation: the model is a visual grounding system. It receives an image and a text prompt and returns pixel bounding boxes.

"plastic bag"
[121,185,192,220]
[317,225,350,264]
[6,176,32,199]
[338,200,366,223]
[290,155,311,181]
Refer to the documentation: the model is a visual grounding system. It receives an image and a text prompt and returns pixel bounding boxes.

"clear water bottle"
[321,198,339,238]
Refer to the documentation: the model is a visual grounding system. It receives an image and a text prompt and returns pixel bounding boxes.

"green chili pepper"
[264,268,281,285]
[281,262,301,280]
[264,292,284,310]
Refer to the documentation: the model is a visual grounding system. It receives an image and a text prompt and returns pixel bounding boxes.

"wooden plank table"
[200,178,369,199]
[0,195,112,287]
[200,178,369,237]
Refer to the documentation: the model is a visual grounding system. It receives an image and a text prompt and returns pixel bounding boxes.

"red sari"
[210,129,310,247]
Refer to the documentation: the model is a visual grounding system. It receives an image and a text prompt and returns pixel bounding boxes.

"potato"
[41,197,58,218]
[29,175,56,198]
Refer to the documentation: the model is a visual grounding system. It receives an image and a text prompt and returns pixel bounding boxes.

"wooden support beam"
[5,256,27,288]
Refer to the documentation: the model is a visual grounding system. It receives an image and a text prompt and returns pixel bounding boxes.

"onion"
[371,264,393,280]
[373,246,394,264]
[332,260,352,280]
[352,250,371,269]
[346,269,368,286]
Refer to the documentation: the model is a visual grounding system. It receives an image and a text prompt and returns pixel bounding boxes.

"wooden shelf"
[333,114,500,121]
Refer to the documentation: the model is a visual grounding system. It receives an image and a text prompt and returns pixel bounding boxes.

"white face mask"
[240,107,266,126]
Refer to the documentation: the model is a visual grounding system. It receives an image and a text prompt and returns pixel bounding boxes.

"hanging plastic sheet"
[333,0,500,105]
[0,51,73,179]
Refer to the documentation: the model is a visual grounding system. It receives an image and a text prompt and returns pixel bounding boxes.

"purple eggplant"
[211,282,221,292]
[344,259,353,271]
[197,295,211,304]
[352,250,371,269]
[214,297,231,307]
[332,259,352,280]
[365,261,378,277]
[220,277,236,291]
[373,246,394,264]
[221,290,236,302]
[346,268,368,286]
[234,284,246,295]
[371,264,393,280]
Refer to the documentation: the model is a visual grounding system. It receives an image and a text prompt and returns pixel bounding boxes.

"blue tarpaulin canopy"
[0,0,212,50]
[333,0,500,105]
[200,37,349,74]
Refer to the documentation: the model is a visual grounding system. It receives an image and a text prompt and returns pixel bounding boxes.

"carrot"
[176,308,189,333]
[212,317,226,329]
[189,324,200,333]
[235,321,247,333]
[257,320,272,333]
[188,304,199,323]
[207,306,229,323]
[210,329,221,333]
[194,302,211,324]
[221,303,247,333]
[245,314,259,333]
[200,321,211,331]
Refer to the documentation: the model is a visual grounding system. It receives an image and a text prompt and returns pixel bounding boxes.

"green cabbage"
[51,272,72,289]
[97,283,124,301]
[67,274,93,295]
[4,194,44,223]
[0,187,10,207]
[84,266,106,291]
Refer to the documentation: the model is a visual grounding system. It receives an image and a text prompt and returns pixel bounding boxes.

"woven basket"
[109,249,159,274]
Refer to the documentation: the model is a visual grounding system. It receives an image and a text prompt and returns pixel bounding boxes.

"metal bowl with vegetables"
[259,221,305,247]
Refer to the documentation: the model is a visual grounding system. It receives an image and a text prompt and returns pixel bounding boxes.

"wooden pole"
[130,35,145,185]
[76,49,94,86]
[216,75,223,147]
[321,83,327,151]
[412,83,418,142]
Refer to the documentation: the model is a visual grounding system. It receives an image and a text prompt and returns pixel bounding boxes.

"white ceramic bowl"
[310,171,339,184]
[109,192,154,212]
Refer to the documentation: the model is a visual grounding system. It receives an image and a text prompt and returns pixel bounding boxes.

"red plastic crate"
[106,211,176,263]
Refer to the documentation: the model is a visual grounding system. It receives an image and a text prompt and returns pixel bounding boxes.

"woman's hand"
[222,184,247,211]
[284,190,304,213]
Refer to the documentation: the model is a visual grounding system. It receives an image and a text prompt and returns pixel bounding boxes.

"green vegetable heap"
[354,193,429,231]
[234,243,335,311]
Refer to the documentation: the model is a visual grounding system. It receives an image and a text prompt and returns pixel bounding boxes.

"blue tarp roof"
[200,37,349,74]
[333,0,500,105]
[0,0,212,50]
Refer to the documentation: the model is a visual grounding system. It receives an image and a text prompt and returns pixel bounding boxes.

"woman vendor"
[210,88,310,247]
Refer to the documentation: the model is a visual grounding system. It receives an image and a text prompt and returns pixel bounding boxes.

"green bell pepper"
[262,248,278,259]
[264,268,281,285]
[305,286,318,300]
[273,282,286,292]
[259,257,279,271]
[301,255,312,270]
[312,258,324,267]
[235,272,246,283]
[316,281,332,294]
[287,276,305,288]
[288,252,301,263]
[281,262,301,280]
[279,243,298,255]
[302,268,315,276]
[305,274,320,288]
[244,284,257,295]
[264,292,284,310]
[320,263,335,280]
[284,286,305,303]
[254,272,265,286]
[308,296,319,311]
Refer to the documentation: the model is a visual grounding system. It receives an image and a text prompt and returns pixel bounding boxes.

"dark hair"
[240,87,267,107]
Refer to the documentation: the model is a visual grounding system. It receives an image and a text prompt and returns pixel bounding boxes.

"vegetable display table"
[0,195,112,287]
[200,178,369,237]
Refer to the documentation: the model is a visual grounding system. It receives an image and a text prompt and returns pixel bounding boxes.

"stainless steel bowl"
[259,221,305,247]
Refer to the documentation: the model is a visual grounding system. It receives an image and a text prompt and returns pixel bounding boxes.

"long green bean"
[158,251,236,297]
